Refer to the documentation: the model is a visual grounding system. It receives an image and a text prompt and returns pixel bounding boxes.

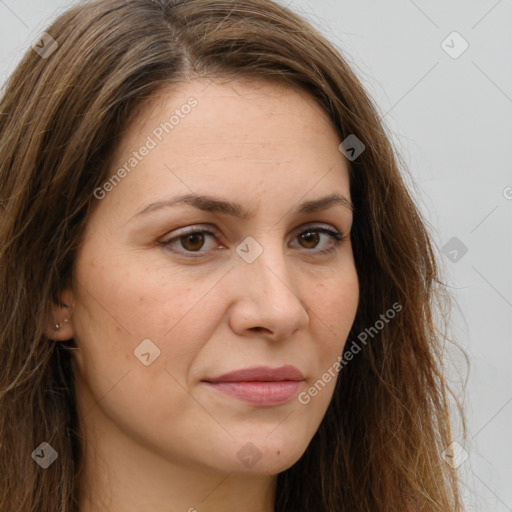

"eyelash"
[159,225,346,258]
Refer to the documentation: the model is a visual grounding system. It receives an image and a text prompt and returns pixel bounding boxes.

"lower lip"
[203,381,304,406]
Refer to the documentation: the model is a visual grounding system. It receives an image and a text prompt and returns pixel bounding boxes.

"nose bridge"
[238,231,292,296]
[232,231,309,334]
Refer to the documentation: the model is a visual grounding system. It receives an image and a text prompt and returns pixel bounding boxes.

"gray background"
[1,1,511,509]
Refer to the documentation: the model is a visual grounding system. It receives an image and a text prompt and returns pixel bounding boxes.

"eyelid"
[292,222,343,235]
[161,222,344,243]
[159,222,348,261]
[162,224,217,240]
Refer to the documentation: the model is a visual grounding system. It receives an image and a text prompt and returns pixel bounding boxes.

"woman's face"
[62,78,359,476]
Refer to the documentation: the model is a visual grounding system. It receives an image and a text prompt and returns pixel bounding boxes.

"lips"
[202,365,305,406]
[203,365,305,383]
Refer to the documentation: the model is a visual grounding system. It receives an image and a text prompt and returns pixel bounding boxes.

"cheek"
[296,275,358,420]
[71,254,223,441]
[308,270,359,357]
[73,249,226,376]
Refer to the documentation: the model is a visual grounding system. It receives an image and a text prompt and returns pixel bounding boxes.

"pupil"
[183,233,204,251]
[180,231,321,252]
[301,231,319,248]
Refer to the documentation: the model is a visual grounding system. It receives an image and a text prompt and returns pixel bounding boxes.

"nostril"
[250,326,271,334]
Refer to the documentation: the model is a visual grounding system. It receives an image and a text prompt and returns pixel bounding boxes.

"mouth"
[203,381,304,406]
[202,365,305,406]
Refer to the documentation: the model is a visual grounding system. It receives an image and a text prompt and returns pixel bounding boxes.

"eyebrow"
[131,192,353,221]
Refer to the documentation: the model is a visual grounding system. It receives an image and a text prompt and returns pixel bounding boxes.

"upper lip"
[203,365,305,382]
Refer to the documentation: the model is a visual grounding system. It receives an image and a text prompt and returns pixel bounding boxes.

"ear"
[45,288,76,341]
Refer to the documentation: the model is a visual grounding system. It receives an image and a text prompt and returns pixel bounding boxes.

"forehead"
[97,77,351,223]
[123,77,339,153]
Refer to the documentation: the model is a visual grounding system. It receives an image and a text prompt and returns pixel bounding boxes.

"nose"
[228,237,310,341]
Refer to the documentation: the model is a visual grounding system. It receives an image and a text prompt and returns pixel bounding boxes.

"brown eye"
[298,231,320,249]
[292,226,345,255]
[161,228,219,257]
[161,225,345,259]
[180,232,206,251]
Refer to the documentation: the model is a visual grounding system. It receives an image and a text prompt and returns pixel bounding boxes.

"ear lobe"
[45,290,76,341]
[45,317,74,341]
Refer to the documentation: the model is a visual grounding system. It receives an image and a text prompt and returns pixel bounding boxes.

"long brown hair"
[0,0,465,510]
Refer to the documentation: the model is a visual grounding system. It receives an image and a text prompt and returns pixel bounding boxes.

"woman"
[0,0,465,510]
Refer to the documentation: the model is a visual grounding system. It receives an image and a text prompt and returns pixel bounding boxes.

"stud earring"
[53,318,69,331]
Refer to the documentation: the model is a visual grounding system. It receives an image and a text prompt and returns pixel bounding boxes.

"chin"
[224,434,311,475]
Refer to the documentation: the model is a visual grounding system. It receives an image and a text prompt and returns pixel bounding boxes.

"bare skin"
[47,77,359,512]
